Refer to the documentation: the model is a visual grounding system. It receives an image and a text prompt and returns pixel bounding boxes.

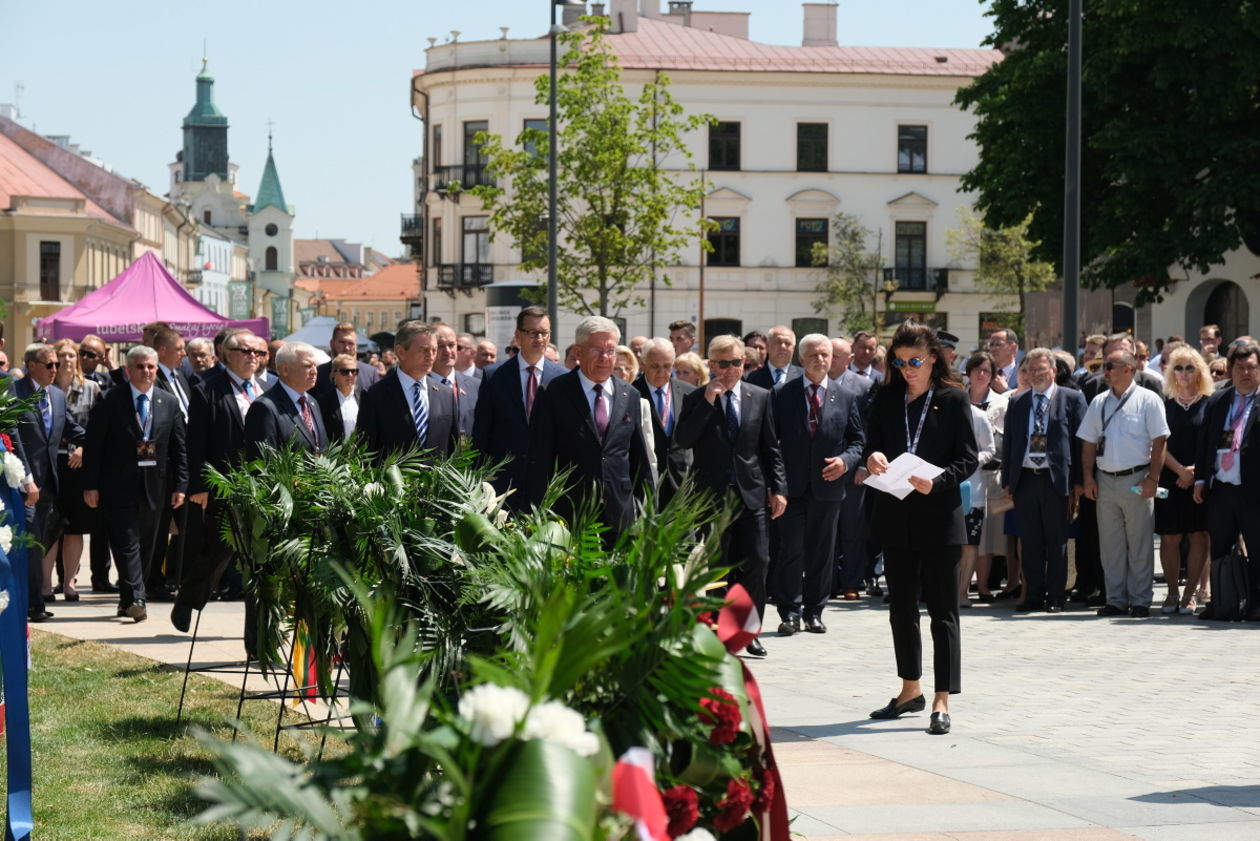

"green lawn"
[9,630,330,841]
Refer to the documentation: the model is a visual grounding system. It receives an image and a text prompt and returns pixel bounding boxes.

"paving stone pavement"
[755,583,1260,839]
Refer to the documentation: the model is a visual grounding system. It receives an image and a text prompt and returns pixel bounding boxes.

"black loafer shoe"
[1015,600,1043,613]
[777,616,800,636]
[1129,605,1150,618]
[1097,604,1126,616]
[94,582,119,594]
[744,638,767,657]
[126,602,148,623]
[804,617,827,634]
[869,694,926,719]
[170,603,193,633]
[928,711,951,735]
[28,610,54,623]
[1046,600,1064,613]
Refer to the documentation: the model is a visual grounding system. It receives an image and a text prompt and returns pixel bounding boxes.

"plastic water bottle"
[1130,485,1170,499]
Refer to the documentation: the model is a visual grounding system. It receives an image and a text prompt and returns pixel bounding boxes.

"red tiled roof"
[320,263,421,302]
[0,134,125,223]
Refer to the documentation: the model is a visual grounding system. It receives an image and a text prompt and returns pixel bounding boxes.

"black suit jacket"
[81,385,187,510]
[11,378,84,497]
[773,378,865,501]
[315,384,364,442]
[430,370,479,439]
[674,382,786,511]
[633,374,696,501]
[526,370,651,532]
[1002,386,1089,496]
[244,383,329,461]
[313,359,380,398]
[187,372,257,495]
[832,370,876,421]
[357,368,456,459]
[862,383,979,549]
[745,363,803,391]
[473,357,568,493]
[1195,386,1260,492]
[156,366,194,417]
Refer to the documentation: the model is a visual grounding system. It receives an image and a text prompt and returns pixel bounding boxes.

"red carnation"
[698,688,742,745]
[713,778,754,832]
[661,785,699,838]
[753,767,776,813]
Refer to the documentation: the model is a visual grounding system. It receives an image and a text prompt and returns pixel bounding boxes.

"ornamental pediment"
[706,187,752,203]
[785,189,840,204]
[887,191,938,208]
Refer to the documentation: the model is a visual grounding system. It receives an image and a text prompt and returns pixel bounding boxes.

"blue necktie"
[773,367,784,385]
[411,381,429,446]
[38,391,51,437]
[243,379,256,400]
[136,393,149,434]
[1031,394,1047,467]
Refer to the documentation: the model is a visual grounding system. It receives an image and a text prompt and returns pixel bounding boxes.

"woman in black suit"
[859,322,979,735]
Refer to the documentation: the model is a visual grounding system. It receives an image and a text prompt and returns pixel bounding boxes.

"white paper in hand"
[864,452,946,500]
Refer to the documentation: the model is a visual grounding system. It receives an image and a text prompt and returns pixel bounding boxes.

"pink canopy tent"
[35,251,269,342]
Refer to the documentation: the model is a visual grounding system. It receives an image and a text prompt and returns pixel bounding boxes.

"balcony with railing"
[432,164,495,194]
[883,267,949,294]
[437,263,493,290]
[400,214,424,259]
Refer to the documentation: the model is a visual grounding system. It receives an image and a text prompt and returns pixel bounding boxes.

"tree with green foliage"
[810,211,882,335]
[470,19,713,319]
[946,207,1055,338]
[955,0,1260,303]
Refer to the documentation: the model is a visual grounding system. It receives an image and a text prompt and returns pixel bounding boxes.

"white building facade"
[410,1,1009,348]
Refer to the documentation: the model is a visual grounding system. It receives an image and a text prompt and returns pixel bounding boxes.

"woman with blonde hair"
[613,346,639,384]
[44,338,102,601]
[673,352,709,387]
[1156,343,1213,613]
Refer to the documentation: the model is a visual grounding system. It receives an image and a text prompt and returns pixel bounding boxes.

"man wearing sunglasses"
[78,335,114,391]
[12,342,86,621]
[676,335,787,658]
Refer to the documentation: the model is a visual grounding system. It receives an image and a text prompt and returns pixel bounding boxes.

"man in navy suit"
[357,322,457,460]
[430,323,480,440]
[244,342,329,461]
[676,334,787,657]
[82,346,187,623]
[771,335,865,634]
[849,330,884,383]
[829,337,878,599]
[312,322,380,398]
[152,327,195,600]
[12,342,86,620]
[744,325,802,389]
[527,316,652,534]
[1002,348,1088,612]
[473,306,566,504]
[633,338,695,506]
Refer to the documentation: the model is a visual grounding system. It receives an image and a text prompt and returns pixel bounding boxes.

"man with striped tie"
[357,321,457,460]
[152,327,195,601]
[633,338,694,506]
[745,325,803,390]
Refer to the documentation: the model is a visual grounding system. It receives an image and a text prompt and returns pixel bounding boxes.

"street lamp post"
[548,1,584,336]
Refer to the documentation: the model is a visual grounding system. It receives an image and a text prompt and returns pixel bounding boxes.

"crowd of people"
[1,312,1257,732]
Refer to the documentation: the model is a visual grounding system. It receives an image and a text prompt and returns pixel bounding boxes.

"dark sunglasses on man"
[79,349,100,360]
[712,358,743,369]
[336,368,358,376]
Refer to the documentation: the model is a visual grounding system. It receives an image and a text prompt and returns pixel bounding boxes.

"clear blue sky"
[0,1,993,259]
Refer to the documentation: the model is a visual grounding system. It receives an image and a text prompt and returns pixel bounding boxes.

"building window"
[707,217,740,266]
[432,217,443,267]
[791,317,828,338]
[203,210,212,224]
[894,221,927,289]
[709,122,741,171]
[265,246,278,271]
[795,218,828,267]
[898,125,927,173]
[797,123,827,172]
[432,125,442,169]
[523,118,547,158]
[464,121,488,167]
[463,216,490,265]
[39,241,60,301]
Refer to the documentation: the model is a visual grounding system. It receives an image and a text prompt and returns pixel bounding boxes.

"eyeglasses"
[519,329,551,340]
[37,360,60,370]
[457,345,472,352]
[712,358,744,369]
[585,347,617,357]
[1172,365,1196,373]
[891,356,927,369]
[79,350,100,360]
[1103,361,1131,370]
[336,368,358,376]
[233,348,269,357]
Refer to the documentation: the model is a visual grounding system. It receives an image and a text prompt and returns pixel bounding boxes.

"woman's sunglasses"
[890,356,927,369]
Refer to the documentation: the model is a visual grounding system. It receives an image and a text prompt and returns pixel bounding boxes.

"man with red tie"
[244,341,328,461]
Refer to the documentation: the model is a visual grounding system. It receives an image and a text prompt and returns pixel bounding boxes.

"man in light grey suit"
[430,323,479,439]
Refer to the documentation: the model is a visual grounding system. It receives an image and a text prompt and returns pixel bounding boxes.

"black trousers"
[719,497,770,629]
[24,496,56,614]
[149,501,189,594]
[1205,482,1260,597]
[103,501,161,608]
[836,481,868,591]
[1074,497,1103,597]
[884,545,962,694]
[175,497,235,611]
[774,491,842,621]
[1013,472,1072,602]
[88,511,113,587]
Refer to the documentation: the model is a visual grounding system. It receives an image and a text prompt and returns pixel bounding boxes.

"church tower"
[249,134,296,333]
[181,59,229,182]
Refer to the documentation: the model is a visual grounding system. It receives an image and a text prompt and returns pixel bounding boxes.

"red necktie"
[808,383,822,437]
[298,395,317,438]
[526,365,538,419]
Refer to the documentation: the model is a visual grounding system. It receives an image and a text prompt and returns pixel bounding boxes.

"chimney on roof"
[667,0,693,27]
[610,0,638,32]
[802,2,838,47]
[562,1,587,27]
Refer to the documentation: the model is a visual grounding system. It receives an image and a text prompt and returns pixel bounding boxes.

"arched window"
[265,246,278,271]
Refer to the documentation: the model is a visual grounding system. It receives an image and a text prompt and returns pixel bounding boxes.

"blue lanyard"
[1226,391,1254,430]
[904,387,934,455]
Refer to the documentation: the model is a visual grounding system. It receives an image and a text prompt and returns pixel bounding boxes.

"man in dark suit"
[473,306,567,503]
[849,330,884,384]
[430,323,479,440]
[77,334,115,393]
[633,338,695,505]
[152,327,195,601]
[771,334,864,634]
[12,342,86,620]
[676,334,787,657]
[82,346,187,623]
[357,322,457,459]
[527,316,652,534]
[1193,340,1260,619]
[829,337,878,599]
[312,322,379,397]
[170,330,267,633]
[744,325,802,389]
[1002,348,1088,613]
[244,342,329,461]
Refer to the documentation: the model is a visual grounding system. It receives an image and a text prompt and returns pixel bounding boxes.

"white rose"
[523,700,599,757]
[2,453,24,489]
[677,830,717,841]
[458,684,531,747]
[0,525,12,553]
